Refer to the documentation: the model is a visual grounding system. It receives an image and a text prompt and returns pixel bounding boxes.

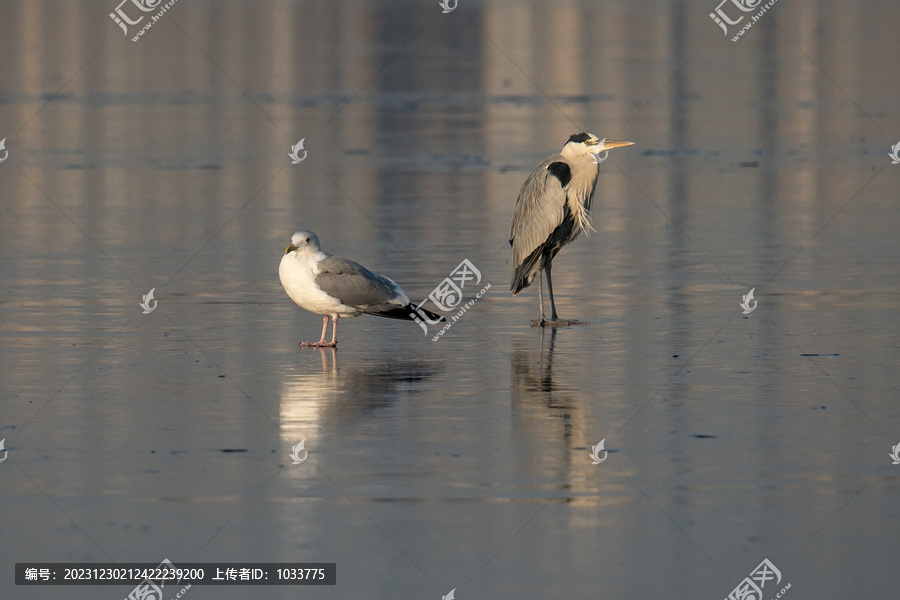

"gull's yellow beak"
[285,244,295,255]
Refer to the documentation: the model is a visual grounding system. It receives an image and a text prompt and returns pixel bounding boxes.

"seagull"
[279,230,445,347]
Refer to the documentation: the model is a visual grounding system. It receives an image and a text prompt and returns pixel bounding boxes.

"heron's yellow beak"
[285,244,295,255]
[600,140,635,150]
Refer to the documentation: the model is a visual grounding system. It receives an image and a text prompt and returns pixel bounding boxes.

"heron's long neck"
[566,155,599,235]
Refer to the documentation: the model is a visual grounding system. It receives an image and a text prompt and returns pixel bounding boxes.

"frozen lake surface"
[1,0,899,598]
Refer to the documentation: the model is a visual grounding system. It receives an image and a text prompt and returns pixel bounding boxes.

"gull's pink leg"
[300,316,338,348]
[329,317,338,346]
[318,316,328,343]
[301,316,330,347]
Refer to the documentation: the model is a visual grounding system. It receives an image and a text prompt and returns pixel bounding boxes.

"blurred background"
[1,0,898,598]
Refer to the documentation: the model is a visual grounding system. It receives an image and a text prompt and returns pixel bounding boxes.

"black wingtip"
[367,304,446,323]
[411,304,446,323]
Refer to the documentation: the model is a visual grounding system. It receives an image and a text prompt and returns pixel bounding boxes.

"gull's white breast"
[279,252,361,318]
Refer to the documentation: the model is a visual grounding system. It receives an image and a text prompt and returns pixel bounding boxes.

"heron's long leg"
[544,261,559,321]
[538,270,546,321]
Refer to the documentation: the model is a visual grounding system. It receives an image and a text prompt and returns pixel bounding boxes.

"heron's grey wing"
[509,154,569,289]
[315,256,408,309]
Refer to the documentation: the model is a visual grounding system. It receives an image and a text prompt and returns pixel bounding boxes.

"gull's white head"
[284,230,322,256]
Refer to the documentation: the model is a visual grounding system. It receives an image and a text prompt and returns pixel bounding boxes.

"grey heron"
[509,133,634,326]
[279,230,445,347]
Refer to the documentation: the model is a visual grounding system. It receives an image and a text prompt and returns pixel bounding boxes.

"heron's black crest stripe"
[567,132,592,144]
[547,161,571,187]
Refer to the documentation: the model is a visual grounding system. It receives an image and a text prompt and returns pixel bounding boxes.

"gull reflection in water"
[279,352,439,435]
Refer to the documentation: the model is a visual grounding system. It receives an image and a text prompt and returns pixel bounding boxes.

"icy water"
[2,0,899,598]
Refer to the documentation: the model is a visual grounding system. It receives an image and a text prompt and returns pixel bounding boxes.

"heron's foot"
[300,341,338,348]
[530,318,589,327]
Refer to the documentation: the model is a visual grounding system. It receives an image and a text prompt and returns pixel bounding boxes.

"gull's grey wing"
[315,255,408,310]
[509,153,569,293]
